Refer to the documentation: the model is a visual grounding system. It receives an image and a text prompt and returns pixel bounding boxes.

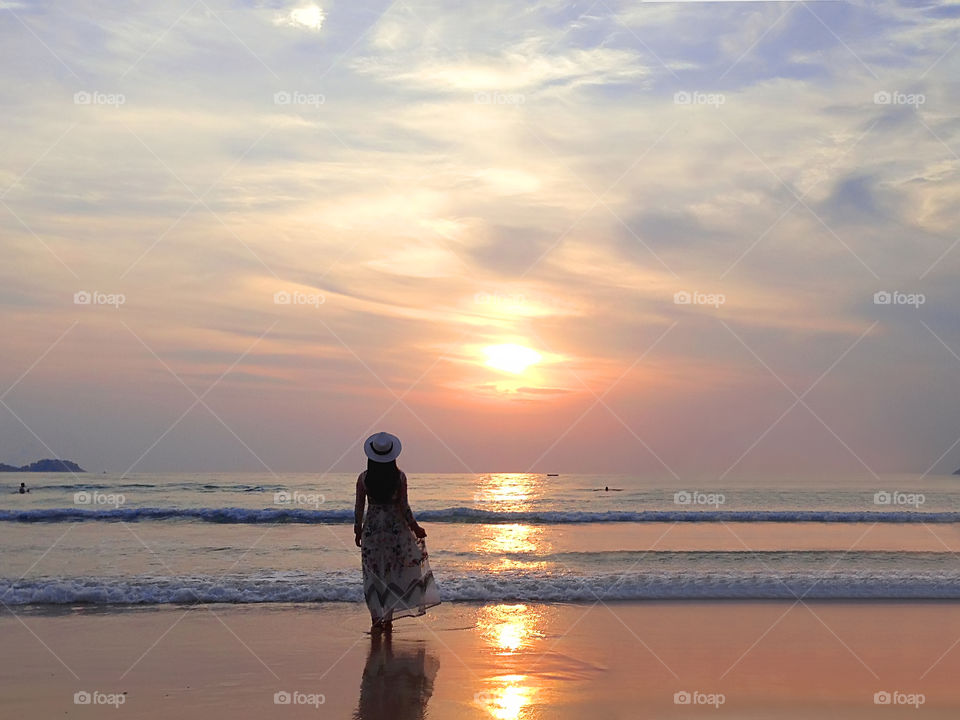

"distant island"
[0,458,86,473]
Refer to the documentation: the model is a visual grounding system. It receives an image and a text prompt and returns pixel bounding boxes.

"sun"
[483,344,542,374]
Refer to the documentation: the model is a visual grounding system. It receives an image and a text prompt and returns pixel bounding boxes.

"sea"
[1,472,958,606]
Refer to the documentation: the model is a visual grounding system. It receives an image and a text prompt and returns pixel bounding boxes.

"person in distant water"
[19,482,28,494]
[605,486,609,492]
[355,432,441,634]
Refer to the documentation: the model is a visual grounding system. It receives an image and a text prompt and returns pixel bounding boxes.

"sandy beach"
[3,600,959,718]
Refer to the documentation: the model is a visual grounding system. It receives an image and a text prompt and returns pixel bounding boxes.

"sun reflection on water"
[477,603,542,653]
[476,675,535,720]
[474,604,544,719]
[473,473,551,568]
[472,476,553,719]
[474,472,544,511]
[478,523,542,555]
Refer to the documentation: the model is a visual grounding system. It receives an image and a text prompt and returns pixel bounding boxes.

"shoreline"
[8,596,960,614]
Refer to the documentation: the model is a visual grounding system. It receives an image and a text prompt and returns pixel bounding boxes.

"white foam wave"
[3,570,960,605]
[2,507,958,524]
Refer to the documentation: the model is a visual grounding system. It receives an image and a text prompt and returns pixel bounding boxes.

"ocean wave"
[2,483,279,492]
[3,570,960,605]
[1,506,959,524]
[0,507,354,523]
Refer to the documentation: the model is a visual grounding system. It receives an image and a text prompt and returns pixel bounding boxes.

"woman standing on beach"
[355,432,440,633]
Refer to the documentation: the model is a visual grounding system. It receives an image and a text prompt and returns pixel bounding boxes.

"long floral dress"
[355,471,440,622]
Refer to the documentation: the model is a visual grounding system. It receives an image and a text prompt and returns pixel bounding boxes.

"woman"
[355,431,440,633]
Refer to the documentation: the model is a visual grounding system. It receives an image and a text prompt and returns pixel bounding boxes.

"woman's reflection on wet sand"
[354,634,440,720]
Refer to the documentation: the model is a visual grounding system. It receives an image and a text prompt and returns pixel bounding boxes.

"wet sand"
[2,601,959,718]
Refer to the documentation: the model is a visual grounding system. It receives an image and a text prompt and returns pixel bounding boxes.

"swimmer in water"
[18,482,29,494]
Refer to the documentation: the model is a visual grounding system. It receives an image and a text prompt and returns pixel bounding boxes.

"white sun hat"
[363,431,402,463]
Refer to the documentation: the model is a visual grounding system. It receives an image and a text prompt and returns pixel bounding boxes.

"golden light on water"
[472,480,548,718]
[475,604,544,719]
[479,523,542,556]
[483,344,542,374]
[477,604,540,653]
[474,473,550,568]
[476,676,535,720]
[475,473,543,511]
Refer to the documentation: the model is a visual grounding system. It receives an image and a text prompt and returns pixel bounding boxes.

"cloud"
[818,173,890,224]
[354,42,648,95]
[274,5,325,32]
[362,238,467,278]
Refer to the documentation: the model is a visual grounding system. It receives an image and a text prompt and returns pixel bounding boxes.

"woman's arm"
[399,472,426,538]
[354,473,365,546]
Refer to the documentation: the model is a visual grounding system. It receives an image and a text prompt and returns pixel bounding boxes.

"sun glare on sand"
[483,344,542,374]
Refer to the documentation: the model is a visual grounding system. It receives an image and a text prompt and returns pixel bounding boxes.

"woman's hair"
[365,458,400,503]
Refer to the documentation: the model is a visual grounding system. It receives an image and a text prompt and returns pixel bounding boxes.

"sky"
[1,0,959,477]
